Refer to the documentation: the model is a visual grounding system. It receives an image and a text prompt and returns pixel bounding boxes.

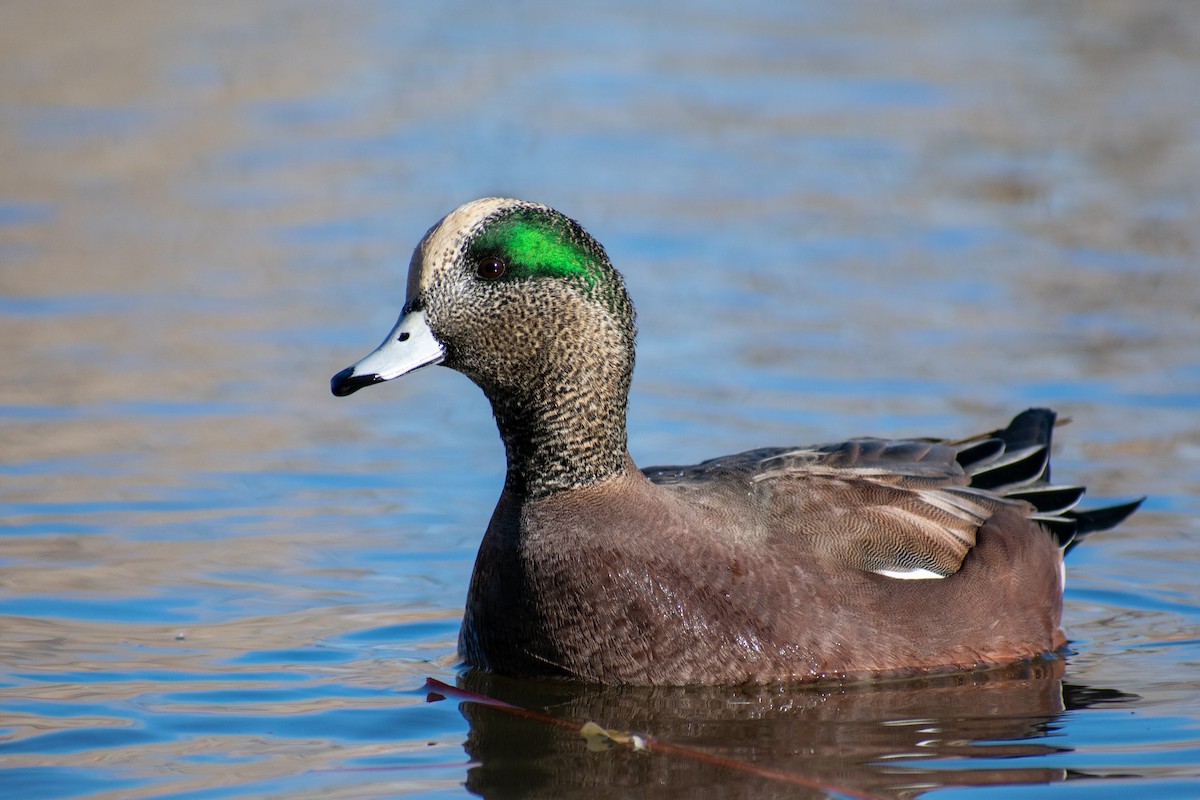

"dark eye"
[475,256,507,281]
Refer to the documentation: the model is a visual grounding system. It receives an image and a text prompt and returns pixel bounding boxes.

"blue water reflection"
[2,1,1198,798]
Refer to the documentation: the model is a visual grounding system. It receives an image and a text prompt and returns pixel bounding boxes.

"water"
[2,1,1198,798]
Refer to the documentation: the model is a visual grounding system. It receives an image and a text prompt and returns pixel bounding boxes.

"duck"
[331,197,1142,686]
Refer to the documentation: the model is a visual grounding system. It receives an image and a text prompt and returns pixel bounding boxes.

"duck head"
[331,198,637,495]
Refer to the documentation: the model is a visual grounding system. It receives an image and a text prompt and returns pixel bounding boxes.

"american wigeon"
[331,198,1142,685]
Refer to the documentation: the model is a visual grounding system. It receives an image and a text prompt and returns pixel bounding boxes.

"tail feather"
[954,438,1005,472]
[1067,497,1144,533]
[1007,485,1086,515]
[957,408,1142,552]
[969,445,1049,491]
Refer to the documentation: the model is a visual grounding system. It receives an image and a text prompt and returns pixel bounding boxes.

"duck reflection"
[443,659,1134,799]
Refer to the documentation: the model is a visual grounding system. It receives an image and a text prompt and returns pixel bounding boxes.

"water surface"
[2,2,1198,798]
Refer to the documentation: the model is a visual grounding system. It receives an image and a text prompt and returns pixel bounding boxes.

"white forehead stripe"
[410,197,548,295]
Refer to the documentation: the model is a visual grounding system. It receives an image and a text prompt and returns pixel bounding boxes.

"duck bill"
[330,308,445,397]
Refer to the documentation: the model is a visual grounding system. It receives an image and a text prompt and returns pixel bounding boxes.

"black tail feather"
[1033,515,1080,547]
[1061,497,1147,553]
[969,445,1049,491]
[993,408,1058,453]
[960,408,1142,553]
[955,438,1005,472]
[1008,485,1086,515]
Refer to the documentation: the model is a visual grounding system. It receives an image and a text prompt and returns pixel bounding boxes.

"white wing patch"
[873,567,948,580]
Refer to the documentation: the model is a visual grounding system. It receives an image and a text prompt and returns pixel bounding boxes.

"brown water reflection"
[453,661,1134,799]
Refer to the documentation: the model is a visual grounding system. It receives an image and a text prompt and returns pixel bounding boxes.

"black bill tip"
[331,366,385,397]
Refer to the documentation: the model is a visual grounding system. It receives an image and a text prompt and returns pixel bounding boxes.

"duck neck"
[486,357,633,499]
